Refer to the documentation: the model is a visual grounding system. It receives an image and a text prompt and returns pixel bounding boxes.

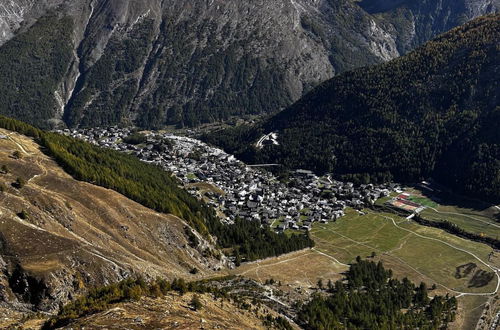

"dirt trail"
[314,213,499,297]
[428,207,500,230]
[6,132,32,155]
[380,212,500,297]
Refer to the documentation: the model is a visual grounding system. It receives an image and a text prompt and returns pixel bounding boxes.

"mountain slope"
[0,115,315,316]
[0,128,224,313]
[0,0,497,128]
[205,15,500,202]
[359,0,500,52]
[51,293,277,330]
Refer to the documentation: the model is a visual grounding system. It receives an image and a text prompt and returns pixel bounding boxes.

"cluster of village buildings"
[57,127,399,232]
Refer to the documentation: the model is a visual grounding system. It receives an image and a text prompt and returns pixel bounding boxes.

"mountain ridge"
[0,0,497,128]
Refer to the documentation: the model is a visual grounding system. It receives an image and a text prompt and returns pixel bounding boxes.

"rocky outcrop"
[0,0,35,44]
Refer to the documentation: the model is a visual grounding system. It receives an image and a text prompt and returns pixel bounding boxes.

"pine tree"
[327,279,334,292]
[190,294,203,311]
[234,249,241,267]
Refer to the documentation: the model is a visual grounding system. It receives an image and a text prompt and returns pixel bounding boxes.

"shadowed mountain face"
[0,0,497,129]
[204,15,500,203]
[359,0,500,51]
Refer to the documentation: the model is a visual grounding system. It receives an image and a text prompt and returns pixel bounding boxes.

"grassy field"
[234,207,499,295]
[231,207,499,329]
[420,207,500,239]
[229,183,500,328]
[407,186,499,219]
[375,192,398,205]
[407,195,439,208]
[411,184,500,239]
[310,209,498,294]
[453,295,488,330]
[234,249,347,288]
[378,186,499,241]
[188,182,225,196]
[309,208,499,329]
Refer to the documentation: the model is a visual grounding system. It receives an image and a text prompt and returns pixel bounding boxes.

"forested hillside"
[205,15,500,203]
[298,258,457,329]
[0,0,497,128]
[0,15,73,128]
[0,115,313,262]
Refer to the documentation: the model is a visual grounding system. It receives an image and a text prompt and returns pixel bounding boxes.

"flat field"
[233,249,348,288]
[233,208,499,329]
[310,209,498,294]
[232,185,500,329]
[406,186,500,239]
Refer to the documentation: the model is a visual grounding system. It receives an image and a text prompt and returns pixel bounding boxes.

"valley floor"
[1,128,499,329]
[233,208,500,329]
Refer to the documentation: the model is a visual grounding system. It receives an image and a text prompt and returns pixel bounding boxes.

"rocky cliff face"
[0,0,497,128]
[360,0,500,54]
[0,0,35,44]
[63,0,387,128]
[359,0,499,52]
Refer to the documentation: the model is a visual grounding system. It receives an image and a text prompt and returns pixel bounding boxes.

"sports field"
[407,194,439,208]
[382,186,500,240]
[385,189,437,212]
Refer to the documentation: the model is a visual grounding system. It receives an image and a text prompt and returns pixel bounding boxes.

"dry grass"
[0,129,219,280]
[0,130,226,324]
[8,292,290,330]
[188,182,226,196]
[452,295,489,330]
[233,249,348,288]
[308,209,499,329]
[310,209,498,293]
[62,293,278,330]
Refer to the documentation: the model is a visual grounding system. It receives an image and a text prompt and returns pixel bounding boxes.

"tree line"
[297,258,457,329]
[413,215,500,250]
[43,276,231,329]
[0,115,313,262]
